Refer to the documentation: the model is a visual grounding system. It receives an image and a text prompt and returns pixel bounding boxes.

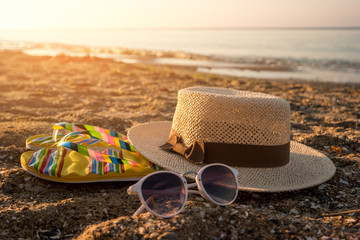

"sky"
[0,0,359,30]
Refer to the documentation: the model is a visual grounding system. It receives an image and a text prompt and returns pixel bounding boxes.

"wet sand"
[0,50,359,239]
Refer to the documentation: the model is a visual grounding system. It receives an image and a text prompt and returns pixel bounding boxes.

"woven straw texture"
[172,87,290,147]
[128,87,336,192]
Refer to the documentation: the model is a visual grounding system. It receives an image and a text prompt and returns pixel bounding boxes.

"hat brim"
[128,121,336,192]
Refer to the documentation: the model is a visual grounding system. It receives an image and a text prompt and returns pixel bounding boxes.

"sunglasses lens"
[141,172,186,217]
[201,165,237,205]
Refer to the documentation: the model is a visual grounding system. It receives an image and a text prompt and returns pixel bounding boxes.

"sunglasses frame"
[127,171,188,218]
[128,163,238,218]
[192,163,239,206]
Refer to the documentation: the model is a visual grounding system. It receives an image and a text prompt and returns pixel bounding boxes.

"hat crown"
[172,87,291,147]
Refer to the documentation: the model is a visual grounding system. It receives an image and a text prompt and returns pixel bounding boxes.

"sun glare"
[0,0,359,30]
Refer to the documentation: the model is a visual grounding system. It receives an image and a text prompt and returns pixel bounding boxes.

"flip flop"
[26,122,130,151]
[21,131,161,183]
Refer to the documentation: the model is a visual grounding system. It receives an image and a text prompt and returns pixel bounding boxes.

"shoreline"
[1,40,360,84]
[0,51,359,239]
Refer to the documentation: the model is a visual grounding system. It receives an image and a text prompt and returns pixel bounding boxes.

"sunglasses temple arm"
[188,189,201,195]
[187,182,201,194]
[132,204,146,217]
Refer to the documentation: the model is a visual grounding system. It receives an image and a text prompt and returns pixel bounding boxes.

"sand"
[0,50,359,239]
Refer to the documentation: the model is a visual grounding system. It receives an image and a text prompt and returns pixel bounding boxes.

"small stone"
[345,218,356,223]
[195,197,204,202]
[24,184,47,192]
[218,217,223,221]
[149,232,158,239]
[230,210,239,215]
[341,147,348,152]
[288,200,298,208]
[290,208,299,215]
[310,203,320,209]
[204,203,211,208]
[19,184,24,189]
[199,211,205,218]
[318,184,327,190]
[103,208,108,215]
[9,156,13,160]
[24,177,31,182]
[241,211,249,218]
[157,232,179,240]
[339,178,350,186]
[138,227,146,235]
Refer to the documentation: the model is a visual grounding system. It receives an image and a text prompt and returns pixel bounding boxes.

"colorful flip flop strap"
[27,148,67,177]
[53,122,130,143]
[26,147,131,176]
[29,134,102,147]
[59,131,139,165]
[28,122,131,150]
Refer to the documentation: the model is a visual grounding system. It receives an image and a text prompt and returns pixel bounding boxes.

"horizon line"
[0,26,360,31]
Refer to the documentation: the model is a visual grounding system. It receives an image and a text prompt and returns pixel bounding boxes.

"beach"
[0,50,359,239]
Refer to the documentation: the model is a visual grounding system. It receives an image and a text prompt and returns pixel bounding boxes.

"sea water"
[1,28,359,83]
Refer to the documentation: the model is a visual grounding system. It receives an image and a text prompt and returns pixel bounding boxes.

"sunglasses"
[127,163,238,218]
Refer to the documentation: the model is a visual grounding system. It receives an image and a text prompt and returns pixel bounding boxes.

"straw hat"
[128,87,335,192]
